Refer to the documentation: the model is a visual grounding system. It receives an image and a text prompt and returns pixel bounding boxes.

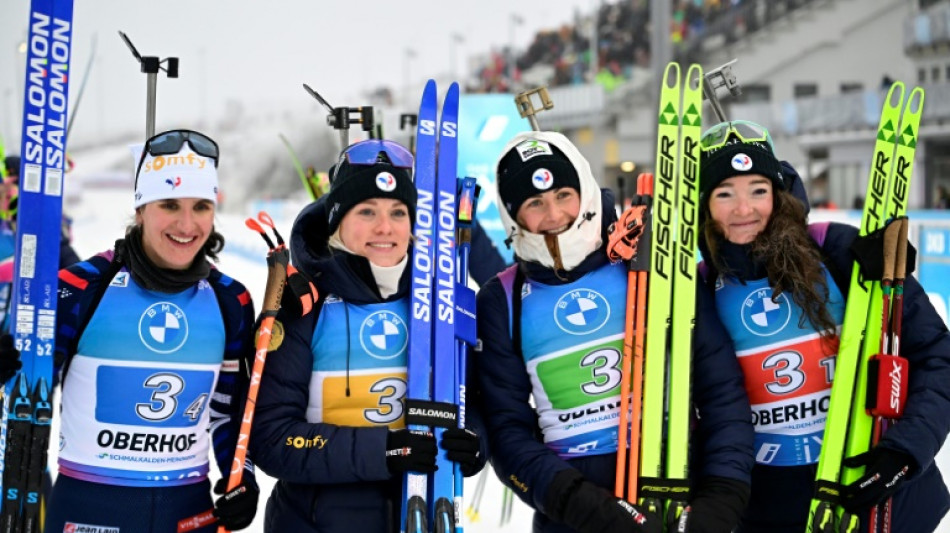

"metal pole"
[703,76,728,123]
[146,73,157,139]
[650,0,671,172]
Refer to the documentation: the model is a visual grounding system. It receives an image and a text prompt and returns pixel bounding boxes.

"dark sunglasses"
[135,129,220,187]
[699,120,775,153]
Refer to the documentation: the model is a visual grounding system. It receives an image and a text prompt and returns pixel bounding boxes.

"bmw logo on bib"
[360,310,408,360]
[554,289,610,335]
[741,287,791,336]
[139,302,189,353]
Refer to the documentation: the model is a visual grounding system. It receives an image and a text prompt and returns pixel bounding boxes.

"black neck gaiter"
[118,226,211,293]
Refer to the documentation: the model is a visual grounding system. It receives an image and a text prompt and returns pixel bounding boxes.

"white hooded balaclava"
[494,131,602,273]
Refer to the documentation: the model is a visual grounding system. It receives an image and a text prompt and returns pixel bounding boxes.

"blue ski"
[431,82,460,533]
[0,0,74,531]
[403,79,439,533]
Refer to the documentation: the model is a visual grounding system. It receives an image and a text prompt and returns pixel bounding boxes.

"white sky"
[0,0,594,148]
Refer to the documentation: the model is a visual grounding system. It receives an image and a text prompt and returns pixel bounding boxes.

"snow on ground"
[58,182,950,532]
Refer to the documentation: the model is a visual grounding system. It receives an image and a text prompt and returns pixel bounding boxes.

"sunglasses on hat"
[332,139,413,182]
[699,120,775,153]
[135,129,219,187]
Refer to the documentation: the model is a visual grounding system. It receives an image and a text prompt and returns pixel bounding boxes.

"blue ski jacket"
[250,198,488,533]
[699,163,950,533]
[475,184,755,531]
[53,245,255,490]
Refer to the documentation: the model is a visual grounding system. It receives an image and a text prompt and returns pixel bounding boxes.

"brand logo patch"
[64,523,121,533]
[376,171,397,192]
[516,140,553,161]
[740,288,791,336]
[359,310,408,360]
[731,153,753,171]
[165,176,182,189]
[109,272,129,287]
[554,289,610,335]
[531,168,554,190]
[138,302,189,353]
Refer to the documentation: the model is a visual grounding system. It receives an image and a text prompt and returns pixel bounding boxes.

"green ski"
[634,61,702,530]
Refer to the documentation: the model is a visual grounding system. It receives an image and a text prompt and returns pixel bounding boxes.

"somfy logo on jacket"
[554,289,610,335]
[138,302,189,353]
[741,288,790,336]
[360,310,408,360]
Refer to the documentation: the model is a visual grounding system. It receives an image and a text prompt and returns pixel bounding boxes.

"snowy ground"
[55,180,950,532]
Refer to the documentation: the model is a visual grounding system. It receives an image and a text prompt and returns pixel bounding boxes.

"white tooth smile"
[369,243,395,248]
[169,235,195,244]
[544,225,569,235]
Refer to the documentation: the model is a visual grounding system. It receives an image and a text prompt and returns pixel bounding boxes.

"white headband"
[131,143,219,208]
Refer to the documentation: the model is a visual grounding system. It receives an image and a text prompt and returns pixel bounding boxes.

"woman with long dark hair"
[697,120,950,532]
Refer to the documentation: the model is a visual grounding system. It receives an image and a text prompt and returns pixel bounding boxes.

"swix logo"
[165,176,182,189]
[888,360,903,411]
[531,168,554,190]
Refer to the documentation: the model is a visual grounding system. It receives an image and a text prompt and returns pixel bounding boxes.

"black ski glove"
[842,446,914,512]
[440,427,481,476]
[386,429,437,474]
[0,334,22,383]
[212,476,260,531]
[545,469,660,533]
[676,477,751,533]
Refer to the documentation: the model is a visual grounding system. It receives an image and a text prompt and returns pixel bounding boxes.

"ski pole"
[867,217,910,533]
[499,486,513,528]
[177,212,303,533]
[454,177,480,533]
[277,133,320,201]
[607,173,653,501]
[465,468,488,523]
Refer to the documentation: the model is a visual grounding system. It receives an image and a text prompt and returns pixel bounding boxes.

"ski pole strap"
[637,477,690,500]
[405,399,460,429]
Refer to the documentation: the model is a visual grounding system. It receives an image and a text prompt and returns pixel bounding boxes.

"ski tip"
[686,64,704,89]
[907,86,925,115]
[885,81,905,109]
[663,62,681,88]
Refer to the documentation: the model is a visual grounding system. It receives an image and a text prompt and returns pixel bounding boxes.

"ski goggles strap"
[136,129,220,185]
[699,120,774,153]
[341,139,414,169]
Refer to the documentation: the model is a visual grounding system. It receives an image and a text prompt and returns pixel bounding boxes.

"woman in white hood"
[474,131,755,533]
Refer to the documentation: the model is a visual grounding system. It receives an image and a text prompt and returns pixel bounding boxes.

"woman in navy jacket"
[696,120,950,532]
[250,139,486,532]
[475,130,755,533]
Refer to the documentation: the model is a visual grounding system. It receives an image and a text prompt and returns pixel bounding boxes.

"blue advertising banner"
[918,222,950,324]
[458,94,531,262]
